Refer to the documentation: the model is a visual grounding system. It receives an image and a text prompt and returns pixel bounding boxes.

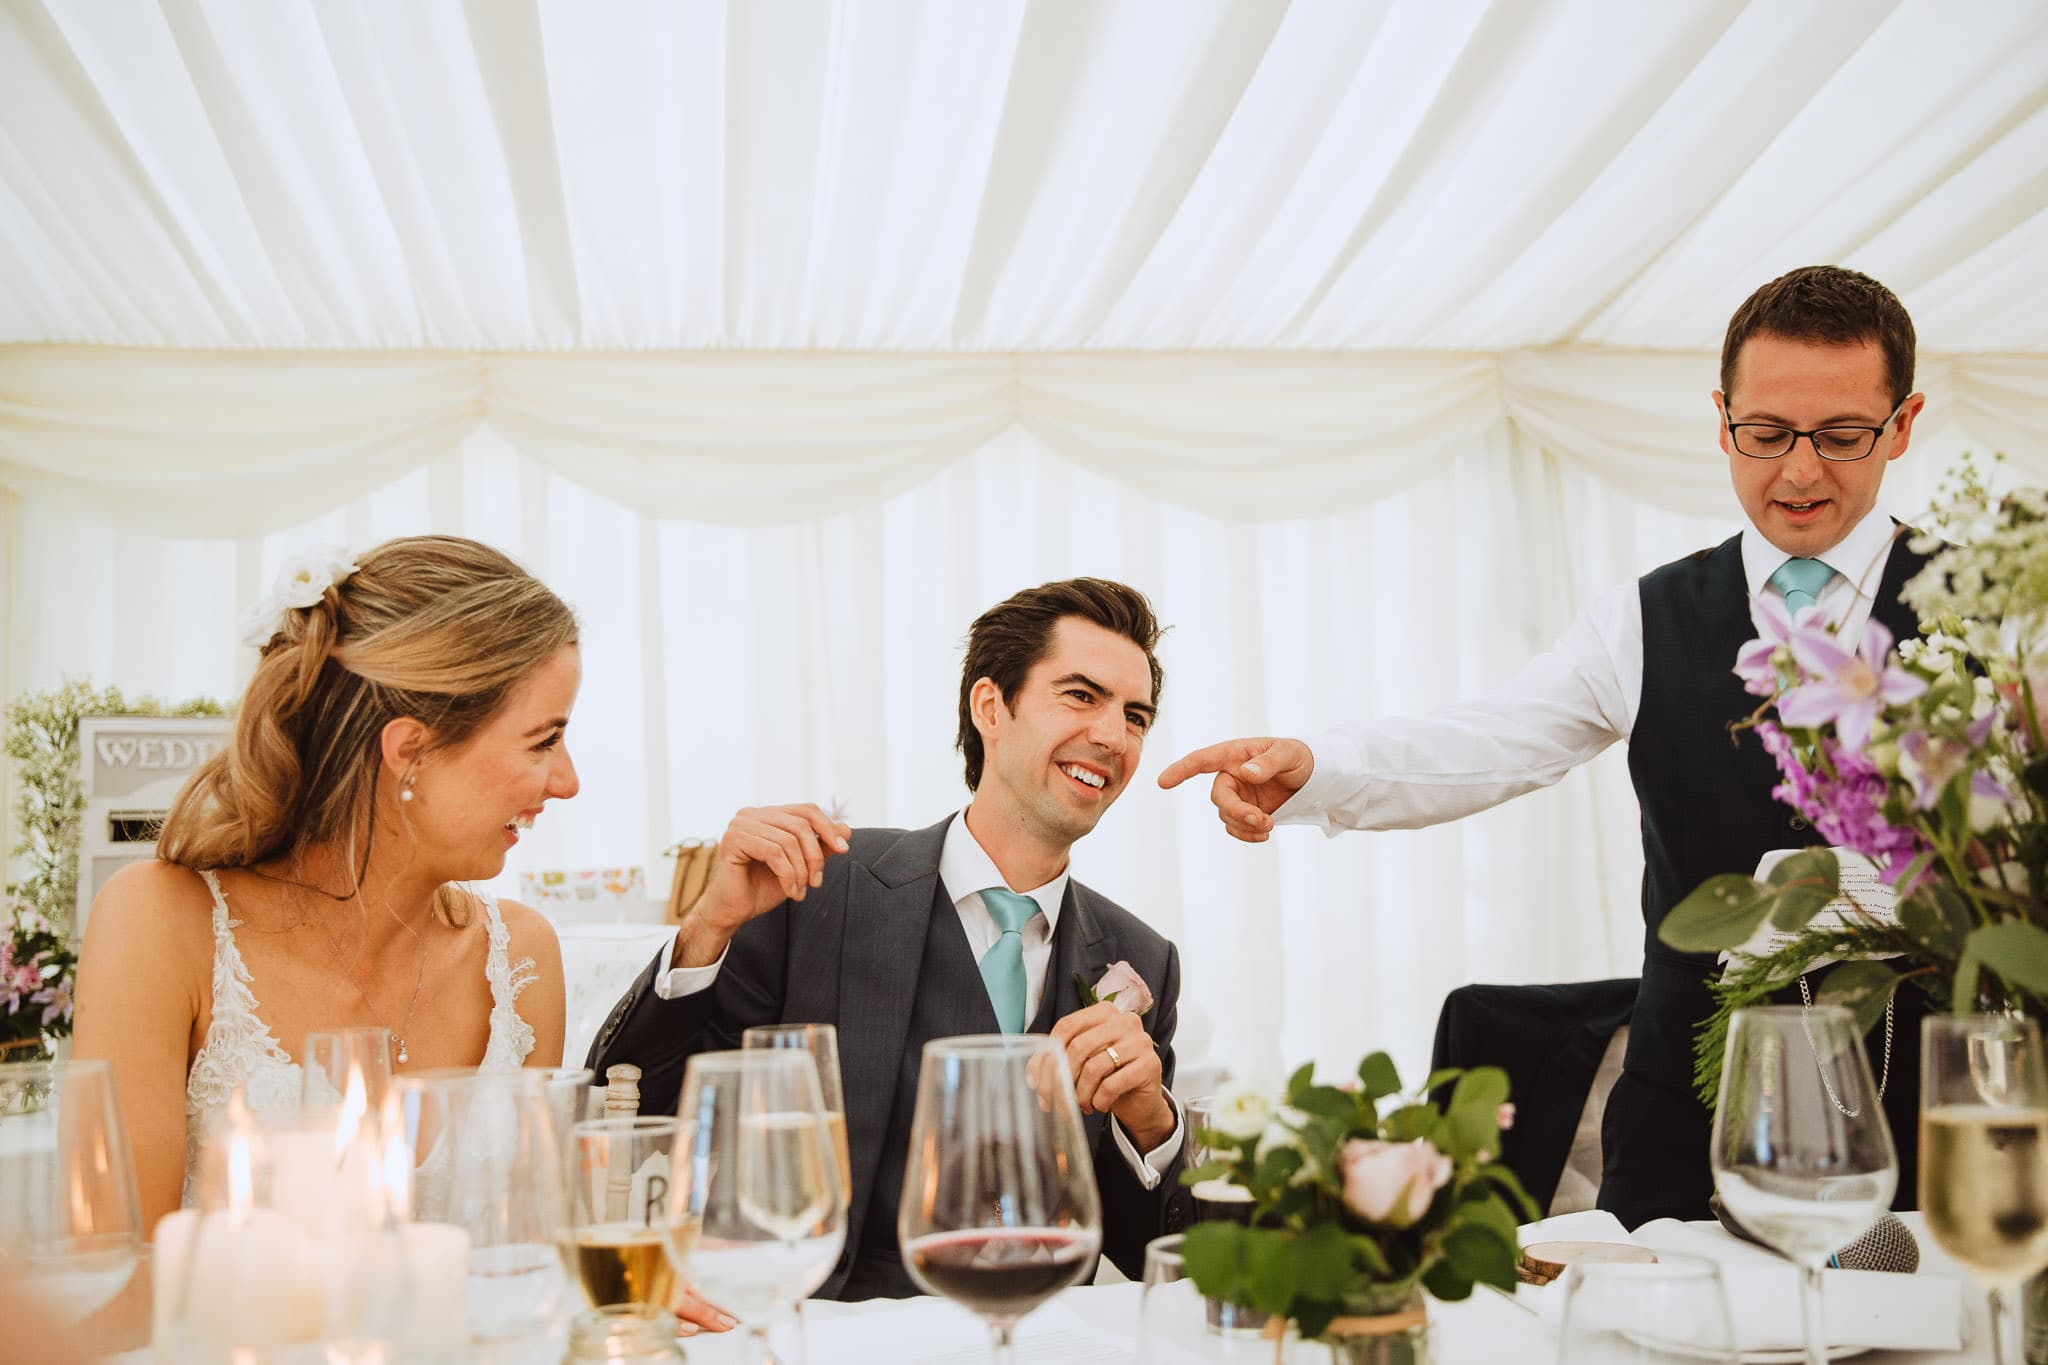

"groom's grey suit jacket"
[585,814,1191,1298]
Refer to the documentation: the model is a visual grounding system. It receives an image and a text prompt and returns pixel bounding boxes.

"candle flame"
[227,1129,254,1215]
[377,1091,412,1221]
[333,1064,369,1159]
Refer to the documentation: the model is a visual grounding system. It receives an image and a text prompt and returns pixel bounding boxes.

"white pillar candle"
[149,1209,198,1354]
[401,1222,474,1348]
[183,1207,326,1347]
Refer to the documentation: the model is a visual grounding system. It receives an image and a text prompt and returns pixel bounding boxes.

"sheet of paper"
[805,1296,1134,1365]
[1724,846,1900,974]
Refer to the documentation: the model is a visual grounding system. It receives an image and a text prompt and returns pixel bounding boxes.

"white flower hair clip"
[238,545,362,649]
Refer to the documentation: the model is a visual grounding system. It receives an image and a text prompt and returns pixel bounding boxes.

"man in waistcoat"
[1156,265,1931,1226]
[589,578,1189,1301]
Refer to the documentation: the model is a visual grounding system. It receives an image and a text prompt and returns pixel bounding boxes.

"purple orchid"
[30,980,70,1028]
[1735,593,1796,696]
[1777,617,1927,749]
[1756,721,1928,883]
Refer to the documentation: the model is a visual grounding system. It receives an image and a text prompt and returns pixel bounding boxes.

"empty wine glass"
[1921,1014,2048,1365]
[393,1070,575,1350]
[0,1060,142,1323]
[568,1116,687,1310]
[669,1049,844,1364]
[1558,1255,1739,1363]
[1710,1005,1897,1365]
[897,1035,1102,1365]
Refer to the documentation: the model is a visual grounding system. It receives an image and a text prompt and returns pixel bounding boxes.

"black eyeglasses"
[1725,403,1903,462]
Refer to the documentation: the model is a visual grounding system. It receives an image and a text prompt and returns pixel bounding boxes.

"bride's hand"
[672,1285,737,1336]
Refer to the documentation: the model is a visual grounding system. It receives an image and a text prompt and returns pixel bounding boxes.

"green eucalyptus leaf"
[1179,1158,1238,1187]
[1291,1084,1359,1123]
[1380,1103,1441,1144]
[1450,1067,1510,1112]
[1294,1223,1356,1301]
[1245,1233,1301,1316]
[1286,1062,1316,1102]
[1659,875,1777,952]
[1967,920,2048,995]
[1293,1300,1341,1342]
[1765,848,1841,933]
[1441,1224,1517,1292]
[1180,1222,1246,1300]
[1815,960,1903,1037]
[1473,1163,1541,1222]
[1899,882,1974,960]
[1256,1145,1304,1192]
[1421,1067,1463,1098]
[1422,1257,1475,1303]
[1357,1052,1402,1103]
[1348,1233,1390,1276]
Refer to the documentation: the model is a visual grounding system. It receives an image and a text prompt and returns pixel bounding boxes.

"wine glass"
[0,1060,143,1323]
[1920,1014,2048,1365]
[668,1049,844,1365]
[743,1024,849,1204]
[1557,1255,1739,1363]
[301,1025,394,1109]
[1710,1005,1897,1365]
[897,1035,1102,1365]
[393,1070,575,1349]
[568,1116,687,1309]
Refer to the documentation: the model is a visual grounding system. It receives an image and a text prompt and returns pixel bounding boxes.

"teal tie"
[1770,557,1835,618]
[978,888,1038,1034]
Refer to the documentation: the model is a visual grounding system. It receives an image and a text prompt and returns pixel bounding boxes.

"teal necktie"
[978,888,1038,1034]
[1769,557,1835,618]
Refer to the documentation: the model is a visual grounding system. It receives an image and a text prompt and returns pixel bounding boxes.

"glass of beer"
[1185,1095,1267,1337]
[1921,1015,2048,1365]
[568,1116,691,1310]
[743,1024,851,1206]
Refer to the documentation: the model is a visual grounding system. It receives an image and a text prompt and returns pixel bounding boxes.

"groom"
[588,577,1190,1299]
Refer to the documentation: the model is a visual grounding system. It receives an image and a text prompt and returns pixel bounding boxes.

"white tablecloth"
[676,1215,1989,1365]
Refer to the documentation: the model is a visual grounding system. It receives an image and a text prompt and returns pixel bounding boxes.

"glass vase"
[1301,1289,1430,1365]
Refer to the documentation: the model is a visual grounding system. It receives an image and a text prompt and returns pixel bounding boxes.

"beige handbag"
[664,839,718,925]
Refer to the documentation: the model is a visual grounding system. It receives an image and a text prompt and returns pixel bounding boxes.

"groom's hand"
[1157,737,1314,843]
[674,804,851,968]
[1051,1002,1174,1152]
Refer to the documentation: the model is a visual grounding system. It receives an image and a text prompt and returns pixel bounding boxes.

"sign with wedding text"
[74,716,233,935]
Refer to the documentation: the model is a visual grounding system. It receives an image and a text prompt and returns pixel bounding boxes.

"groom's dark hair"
[957,578,1166,791]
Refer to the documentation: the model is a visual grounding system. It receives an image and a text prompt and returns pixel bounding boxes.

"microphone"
[1709,1194,1921,1273]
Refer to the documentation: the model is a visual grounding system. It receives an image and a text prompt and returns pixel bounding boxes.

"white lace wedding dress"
[181,870,537,1206]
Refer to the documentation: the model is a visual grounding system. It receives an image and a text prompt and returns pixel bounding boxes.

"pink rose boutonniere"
[1073,960,1154,1015]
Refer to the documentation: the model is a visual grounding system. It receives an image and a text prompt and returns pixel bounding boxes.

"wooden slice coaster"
[1516,1240,1659,1285]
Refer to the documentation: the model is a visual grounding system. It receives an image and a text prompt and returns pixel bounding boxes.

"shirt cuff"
[650,928,728,1000]
[1110,1092,1185,1189]
[1272,731,1365,834]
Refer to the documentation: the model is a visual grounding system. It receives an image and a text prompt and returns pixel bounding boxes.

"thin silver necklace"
[1800,976,1894,1116]
[309,899,430,1066]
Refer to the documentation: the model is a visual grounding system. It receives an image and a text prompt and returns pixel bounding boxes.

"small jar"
[563,1304,686,1363]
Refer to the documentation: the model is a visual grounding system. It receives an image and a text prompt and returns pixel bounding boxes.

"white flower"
[239,546,360,649]
[1204,1080,1276,1142]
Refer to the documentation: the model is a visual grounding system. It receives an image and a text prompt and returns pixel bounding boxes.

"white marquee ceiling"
[2,0,2044,355]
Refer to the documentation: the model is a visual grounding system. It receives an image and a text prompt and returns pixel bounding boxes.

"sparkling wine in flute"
[1922,1105,2048,1283]
[826,1109,853,1204]
[573,1222,690,1307]
[904,1228,1096,1320]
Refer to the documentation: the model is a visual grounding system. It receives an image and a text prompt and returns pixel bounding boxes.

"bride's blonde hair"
[156,536,578,922]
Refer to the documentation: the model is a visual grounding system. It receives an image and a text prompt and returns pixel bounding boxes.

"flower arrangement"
[1180,1053,1529,1346]
[1,892,75,1060]
[1661,458,2048,1100]
[4,678,226,933]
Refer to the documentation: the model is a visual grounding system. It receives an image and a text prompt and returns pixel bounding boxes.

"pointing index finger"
[1157,739,1258,790]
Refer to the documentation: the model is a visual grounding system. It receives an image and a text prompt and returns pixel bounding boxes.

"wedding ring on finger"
[1104,1044,1124,1070]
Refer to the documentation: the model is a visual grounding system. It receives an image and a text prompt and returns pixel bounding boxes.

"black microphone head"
[1831,1213,1919,1273]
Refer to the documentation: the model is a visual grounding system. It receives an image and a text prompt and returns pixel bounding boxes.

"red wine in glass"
[905,1227,1095,1318]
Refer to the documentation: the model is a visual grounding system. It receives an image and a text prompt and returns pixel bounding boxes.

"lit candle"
[401,1222,474,1348]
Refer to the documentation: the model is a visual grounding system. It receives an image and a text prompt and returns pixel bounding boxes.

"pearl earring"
[399,775,416,803]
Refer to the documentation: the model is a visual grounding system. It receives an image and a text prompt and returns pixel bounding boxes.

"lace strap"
[479,890,537,1068]
[197,870,263,1023]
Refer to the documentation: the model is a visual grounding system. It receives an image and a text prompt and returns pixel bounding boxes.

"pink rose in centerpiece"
[1092,961,1154,1015]
[1337,1137,1453,1228]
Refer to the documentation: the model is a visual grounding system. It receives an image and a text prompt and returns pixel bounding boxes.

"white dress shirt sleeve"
[649,928,730,1000]
[1109,1092,1185,1187]
[1277,581,1642,834]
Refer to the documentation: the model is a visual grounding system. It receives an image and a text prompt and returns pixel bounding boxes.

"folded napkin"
[1516,1209,1962,1354]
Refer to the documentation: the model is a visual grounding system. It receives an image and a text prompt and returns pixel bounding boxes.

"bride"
[72,536,576,1230]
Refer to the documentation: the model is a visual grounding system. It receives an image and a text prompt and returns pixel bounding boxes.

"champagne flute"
[742,1024,850,1205]
[1710,1005,1897,1365]
[898,1035,1102,1365]
[1921,1014,2048,1365]
[568,1116,688,1309]
[301,1025,394,1110]
[669,1049,843,1364]
[0,1060,142,1322]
